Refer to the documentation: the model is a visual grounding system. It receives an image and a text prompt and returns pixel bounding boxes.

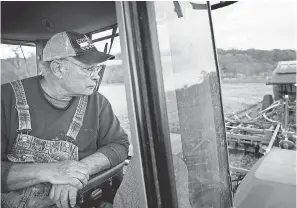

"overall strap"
[66,96,88,141]
[10,80,32,133]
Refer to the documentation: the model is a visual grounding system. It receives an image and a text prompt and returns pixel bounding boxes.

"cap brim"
[73,51,115,65]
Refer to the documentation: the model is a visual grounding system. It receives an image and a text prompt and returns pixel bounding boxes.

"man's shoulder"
[1,83,13,104]
[1,76,40,88]
[1,82,12,92]
[1,76,40,99]
[20,76,41,87]
[89,91,111,107]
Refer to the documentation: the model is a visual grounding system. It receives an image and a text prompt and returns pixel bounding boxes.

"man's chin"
[74,89,95,97]
[85,88,96,95]
[82,90,94,96]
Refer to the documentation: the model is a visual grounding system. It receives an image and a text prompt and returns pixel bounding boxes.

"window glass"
[95,35,133,156]
[92,28,120,55]
[1,44,37,84]
[154,1,232,207]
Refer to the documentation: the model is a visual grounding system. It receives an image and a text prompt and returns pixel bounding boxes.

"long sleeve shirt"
[1,76,130,192]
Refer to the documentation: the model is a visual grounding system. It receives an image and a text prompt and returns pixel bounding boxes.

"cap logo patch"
[76,36,95,50]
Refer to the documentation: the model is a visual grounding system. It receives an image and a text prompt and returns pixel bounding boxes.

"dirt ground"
[221,82,272,114]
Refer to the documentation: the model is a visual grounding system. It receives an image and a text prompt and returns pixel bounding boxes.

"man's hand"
[41,160,90,190]
[50,184,78,208]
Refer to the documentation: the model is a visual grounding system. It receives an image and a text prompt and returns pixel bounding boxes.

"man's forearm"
[4,152,111,191]
[3,162,47,192]
[80,152,111,176]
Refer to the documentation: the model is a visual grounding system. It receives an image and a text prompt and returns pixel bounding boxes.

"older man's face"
[60,57,101,96]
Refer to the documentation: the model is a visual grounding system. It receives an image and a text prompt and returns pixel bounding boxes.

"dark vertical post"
[117,2,179,208]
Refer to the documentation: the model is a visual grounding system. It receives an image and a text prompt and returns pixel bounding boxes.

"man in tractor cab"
[1,31,129,208]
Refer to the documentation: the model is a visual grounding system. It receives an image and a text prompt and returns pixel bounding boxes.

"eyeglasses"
[63,59,103,77]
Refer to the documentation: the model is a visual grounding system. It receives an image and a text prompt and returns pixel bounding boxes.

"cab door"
[116,1,233,208]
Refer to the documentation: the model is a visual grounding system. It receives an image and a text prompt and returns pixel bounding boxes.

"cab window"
[92,30,133,156]
[1,44,37,84]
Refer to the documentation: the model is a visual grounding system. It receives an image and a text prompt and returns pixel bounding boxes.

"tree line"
[217,49,296,79]
[1,49,296,84]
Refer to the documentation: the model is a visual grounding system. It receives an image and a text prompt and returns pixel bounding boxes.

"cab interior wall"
[1,1,117,43]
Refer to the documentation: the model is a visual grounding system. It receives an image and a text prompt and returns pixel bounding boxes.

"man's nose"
[91,71,100,80]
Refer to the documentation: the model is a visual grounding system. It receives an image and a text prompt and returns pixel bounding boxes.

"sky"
[211,0,296,50]
[0,1,296,59]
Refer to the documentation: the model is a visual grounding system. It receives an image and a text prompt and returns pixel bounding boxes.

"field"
[99,82,272,169]
[99,82,272,132]
[220,81,272,114]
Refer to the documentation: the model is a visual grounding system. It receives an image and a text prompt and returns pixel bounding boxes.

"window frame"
[116,2,179,208]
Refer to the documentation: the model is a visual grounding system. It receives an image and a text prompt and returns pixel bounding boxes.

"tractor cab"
[1,2,125,207]
[1,1,244,208]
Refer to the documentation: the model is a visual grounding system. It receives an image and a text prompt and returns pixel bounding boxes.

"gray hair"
[39,60,52,76]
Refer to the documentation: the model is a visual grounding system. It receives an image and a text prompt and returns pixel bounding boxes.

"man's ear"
[50,60,64,79]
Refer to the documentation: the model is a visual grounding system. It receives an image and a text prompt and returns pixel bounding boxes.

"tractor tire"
[262,94,273,110]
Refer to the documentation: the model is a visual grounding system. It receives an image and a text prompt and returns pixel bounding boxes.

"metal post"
[115,2,148,207]
[116,2,179,208]
[284,95,289,131]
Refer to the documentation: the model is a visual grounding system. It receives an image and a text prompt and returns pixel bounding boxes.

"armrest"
[78,161,126,195]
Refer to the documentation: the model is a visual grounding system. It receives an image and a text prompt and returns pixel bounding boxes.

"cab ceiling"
[1,1,117,44]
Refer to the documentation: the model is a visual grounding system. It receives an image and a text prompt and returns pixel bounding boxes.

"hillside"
[103,49,296,83]
[217,49,296,79]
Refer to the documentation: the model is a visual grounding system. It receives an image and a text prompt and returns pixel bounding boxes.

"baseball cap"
[43,31,115,65]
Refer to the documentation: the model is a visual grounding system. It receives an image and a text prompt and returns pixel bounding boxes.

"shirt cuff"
[98,144,128,167]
